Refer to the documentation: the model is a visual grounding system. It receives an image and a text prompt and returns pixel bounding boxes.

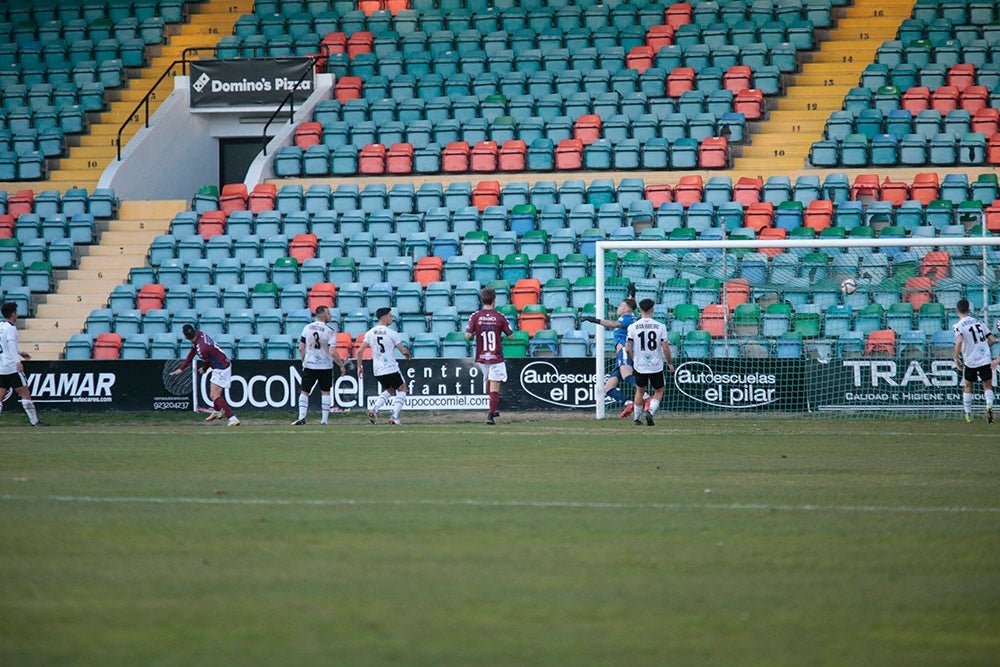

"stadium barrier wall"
[14,358,984,416]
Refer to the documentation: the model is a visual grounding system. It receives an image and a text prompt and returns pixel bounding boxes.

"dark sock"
[214,396,233,418]
[489,391,499,414]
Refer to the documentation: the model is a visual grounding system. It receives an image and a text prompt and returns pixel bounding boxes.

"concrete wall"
[98,73,334,200]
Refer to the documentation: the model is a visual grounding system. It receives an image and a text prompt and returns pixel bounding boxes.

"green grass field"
[2,413,998,666]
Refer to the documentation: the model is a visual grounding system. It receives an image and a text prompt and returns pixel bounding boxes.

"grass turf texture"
[1,415,998,666]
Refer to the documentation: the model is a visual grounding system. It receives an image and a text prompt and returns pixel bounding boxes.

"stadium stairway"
[20,199,182,360]
[0,0,254,193]
[737,0,917,173]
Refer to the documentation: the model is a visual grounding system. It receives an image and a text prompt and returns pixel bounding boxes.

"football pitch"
[1,414,998,666]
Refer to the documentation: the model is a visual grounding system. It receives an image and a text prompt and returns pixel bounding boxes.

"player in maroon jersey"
[465,287,513,425]
[169,324,240,426]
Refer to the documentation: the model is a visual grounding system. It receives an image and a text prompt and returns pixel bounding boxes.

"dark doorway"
[219,137,270,185]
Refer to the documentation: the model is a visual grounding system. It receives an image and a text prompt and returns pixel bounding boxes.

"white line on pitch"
[1,494,997,515]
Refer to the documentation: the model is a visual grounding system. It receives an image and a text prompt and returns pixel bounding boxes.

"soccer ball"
[840,278,858,295]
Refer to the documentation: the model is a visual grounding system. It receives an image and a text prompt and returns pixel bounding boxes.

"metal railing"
[260,53,327,156]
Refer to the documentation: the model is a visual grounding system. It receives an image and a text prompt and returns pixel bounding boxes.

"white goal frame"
[594,230,1000,419]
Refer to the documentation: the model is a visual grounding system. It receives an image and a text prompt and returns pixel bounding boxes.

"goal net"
[593,230,1000,419]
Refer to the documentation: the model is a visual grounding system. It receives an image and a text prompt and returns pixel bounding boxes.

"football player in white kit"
[0,302,47,426]
[356,307,411,425]
[292,305,346,425]
[625,298,674,427]
[952,298,997,423]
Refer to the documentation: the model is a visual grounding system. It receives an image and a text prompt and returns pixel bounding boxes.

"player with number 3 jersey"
[466,287,513,425]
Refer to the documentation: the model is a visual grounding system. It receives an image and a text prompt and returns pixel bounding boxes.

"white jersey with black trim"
[0,320,21,375]
[299,320,335,370]
[365,325,403,376]
[953,315,992,368]
[626,317,670,374]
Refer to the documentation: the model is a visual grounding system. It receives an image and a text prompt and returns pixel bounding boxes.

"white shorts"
[478,361,507,385]
[208,365,232,389]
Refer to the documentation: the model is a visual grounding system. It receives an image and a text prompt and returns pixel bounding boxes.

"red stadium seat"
[667,67,695,97]
[919,251,950,281]
[948,63,975,91]
[901,86,930,114]
[353,332,371,358]
[290,233,318,262]
[358,0,381,15]
[724,279,751,312]
[8,190,34,219]
[626,45,655,74]
[989,135,1000,165]
[645,184,673,207]
[733,176,762,205]
[471,180,500,210]
[294,122,322,149]
[249,183,276,214]
[93,332,123,359]
[880,178,909,206]
[723,65,752,93]
[414,256,443,287]
[646,24,674,51]
[960,85,988,113]
[910,172,940,205]
[512,278,541,312]
[198,210,226,239]
[745,202,774,232]
[346,31,373,58]
[333,76,362,103]
[358,143,386,175]
[850,174,880,201]
[573,114,602,145]
[700,304,727,337]
[665,2,692,29]
[334,332,352,361]
[866,329,896,358]
[673,175,703,206]
[986,200,1000,231]
[219,184,248,216]
[698,136,728,168]
[931,85,959,113]
[321,32,347,55]
[136,284,165,314]
[0,214,14,239]
[554,138,583,170]
[386,142,414,174]
[498,139,526,172]
[971,108,999,138]
[903,276,934,308]
[442,141,470,172]
[307,282,337,311]
[803,200,833,232]
[470,141,499,172]
[384,0,410,12]
[734,89,764,120]
[758,227,786,258]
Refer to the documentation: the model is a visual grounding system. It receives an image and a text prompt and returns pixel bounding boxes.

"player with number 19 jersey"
[466,309,513,364]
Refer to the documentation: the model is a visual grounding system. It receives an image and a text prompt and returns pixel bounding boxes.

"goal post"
[594,231,1000,420]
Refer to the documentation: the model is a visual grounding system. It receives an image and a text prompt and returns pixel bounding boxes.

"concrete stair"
[736,0,917,173]
[20,200,183,360]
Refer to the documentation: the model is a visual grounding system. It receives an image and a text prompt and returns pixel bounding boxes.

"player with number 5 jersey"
[356,307,411,425]
[625,299,674,427]
[466,287,513,425]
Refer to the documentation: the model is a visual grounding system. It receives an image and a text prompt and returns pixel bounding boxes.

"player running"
[292,305,346,426]
[0,302,47,426]
[170,324,240,426]
[356,307,411,425]
[953,299,996,423]
[584,295,643,418]
[465,286,513,425]
[625,298,674,426]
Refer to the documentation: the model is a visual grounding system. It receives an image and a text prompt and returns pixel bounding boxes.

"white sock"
[964,392,973,416]
[373,390,390,413]
[321,394,331,423]
[298,393,309,420]
[648,398,660,416]
[23,399,38,425]
[392,391,406,420]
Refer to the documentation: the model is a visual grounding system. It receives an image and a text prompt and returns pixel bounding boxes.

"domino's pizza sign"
[189,58,314,108]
